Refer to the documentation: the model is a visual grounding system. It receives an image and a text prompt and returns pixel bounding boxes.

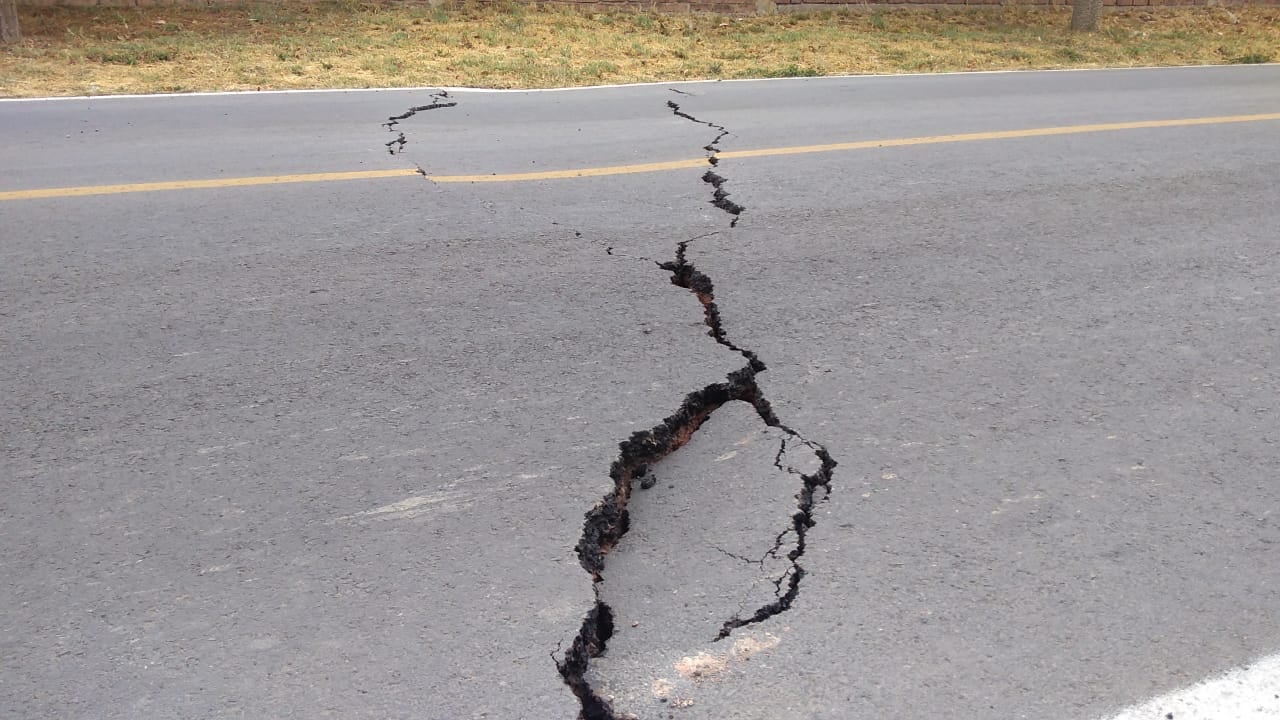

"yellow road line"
[427,157,708,183]
[716,112,1280,161]
[3,111,1278,201]
[0,168,421,200]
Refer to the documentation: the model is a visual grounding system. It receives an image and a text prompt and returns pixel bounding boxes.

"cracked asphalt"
[3,66,1280,720]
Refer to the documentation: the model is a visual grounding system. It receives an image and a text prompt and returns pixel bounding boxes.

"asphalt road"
[2,66,1279,720]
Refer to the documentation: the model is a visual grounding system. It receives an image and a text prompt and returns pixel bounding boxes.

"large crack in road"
[384,89,838,719]
[556,95,838,720]
[384,90,456,160]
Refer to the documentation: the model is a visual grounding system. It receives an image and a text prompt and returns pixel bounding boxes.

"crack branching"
[666,98,744,226]
[653,234,837,643]
[557,95,838,719]
[383,90,456,154]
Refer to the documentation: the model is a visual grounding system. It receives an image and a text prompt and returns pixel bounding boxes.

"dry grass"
[1,2,1277,97]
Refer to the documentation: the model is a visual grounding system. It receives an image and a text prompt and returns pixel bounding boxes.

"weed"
[753,63,822,78]
[1231,52,1272,64]
[581,60,619,78]
[82,44,174,65]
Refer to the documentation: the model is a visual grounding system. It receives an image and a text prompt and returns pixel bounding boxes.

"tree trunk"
[0,0,20,45]
[1070,0,1103,32]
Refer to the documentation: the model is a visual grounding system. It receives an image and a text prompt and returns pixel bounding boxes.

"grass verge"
[1,2,1277,97]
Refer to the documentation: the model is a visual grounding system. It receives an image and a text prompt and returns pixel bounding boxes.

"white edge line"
[1097,652,1280,720]
[1,63,1274,103]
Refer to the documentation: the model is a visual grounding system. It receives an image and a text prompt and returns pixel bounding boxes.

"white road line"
[1099,653,1280,720]
[1,64,1272,103]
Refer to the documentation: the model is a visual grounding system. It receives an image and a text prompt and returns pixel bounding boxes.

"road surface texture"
[3,66,1279,720]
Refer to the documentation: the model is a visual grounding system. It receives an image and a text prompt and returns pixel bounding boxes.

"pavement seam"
[555,92,839,720]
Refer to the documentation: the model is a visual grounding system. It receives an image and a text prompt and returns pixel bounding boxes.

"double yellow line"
[3,111,1278,202]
